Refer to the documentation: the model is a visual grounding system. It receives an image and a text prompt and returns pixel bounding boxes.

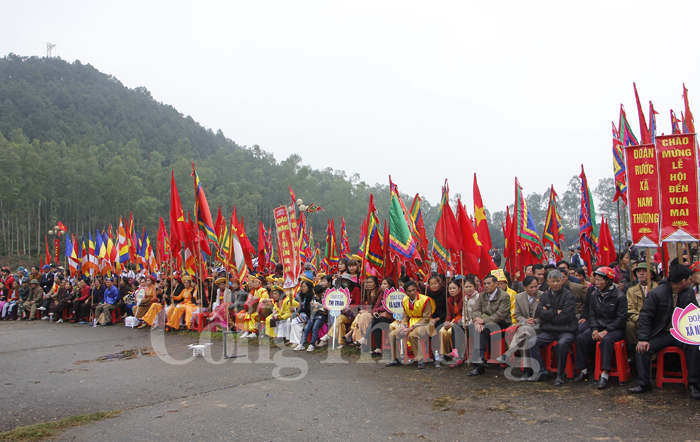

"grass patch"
[0,410,121,441]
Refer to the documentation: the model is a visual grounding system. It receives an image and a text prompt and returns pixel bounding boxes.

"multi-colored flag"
[432,181,461,272]
[192,163,217,245]
[387,178,418,264]
[323,219,339,273]
[619,104,639,147]
[542,185,564,260]
[514,178,544,260]
[339,217,350,259]
[579,165,598,275]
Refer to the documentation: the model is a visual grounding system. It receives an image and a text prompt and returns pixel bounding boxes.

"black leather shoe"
[417,361,426,370]
[573,372,589,383]
[597,377,609,390]
[689,384,700,399]
[529,371,549,382]
[520,369,534,381]
[554,375,565,387]
[467,365,485,376]
[385,359,401,367]
[628,384,652,394]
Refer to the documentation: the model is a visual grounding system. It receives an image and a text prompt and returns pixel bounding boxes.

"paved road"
[1,321,699,441]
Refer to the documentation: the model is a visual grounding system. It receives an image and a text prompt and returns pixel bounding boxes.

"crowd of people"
[1,249,699,399]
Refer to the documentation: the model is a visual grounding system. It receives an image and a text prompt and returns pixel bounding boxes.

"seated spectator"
[71,280,90,323]
[165,276,200,331]
[23,278,44,320]
[467,274,512,376]
[2,280,20,320]
[295,284,328,351]
[265,286,299,342]
[361,277,396,356]
[629,265,700,399]
[48,280,74,323]
[94,277,121,326]
[386,281,434,370]
[529,270,577,386]
[574,267,627,389]
[625,262,658,359]
[449,278,480,368]
[496,276,542,380]
[343,276,383,348]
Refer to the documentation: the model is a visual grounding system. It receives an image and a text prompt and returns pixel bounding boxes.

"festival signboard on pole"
[655,134,700,242]
[382,288,406,321]
[624,143,660,246]
[322,287,351,349]
[273,205,299,288]
[54,239,61,266]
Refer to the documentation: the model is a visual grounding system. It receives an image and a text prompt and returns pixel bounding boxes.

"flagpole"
[616,200,622,268]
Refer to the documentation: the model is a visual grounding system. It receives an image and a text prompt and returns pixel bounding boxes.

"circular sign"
[322,288,351,312]
[671,304,700,345]
[382,288,406,316]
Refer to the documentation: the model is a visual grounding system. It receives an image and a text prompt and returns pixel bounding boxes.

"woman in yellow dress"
[236,276,269,338]
[265,286,299,341]
[165,276,200,331]
[134,276,157,320]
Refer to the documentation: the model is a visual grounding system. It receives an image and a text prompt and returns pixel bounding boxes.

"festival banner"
[655,134,700,242]
[273,205,299,288]
[624,143,660,246]
[54,239,61,266]
[671,304,700,345]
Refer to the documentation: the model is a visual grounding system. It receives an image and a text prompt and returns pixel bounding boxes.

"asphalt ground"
[1,320,699,441]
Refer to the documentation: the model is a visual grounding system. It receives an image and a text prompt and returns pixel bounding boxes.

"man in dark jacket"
[529,270,578,386]
[629,265,700,398]
[573,266,627,388]
[467,274,512,376]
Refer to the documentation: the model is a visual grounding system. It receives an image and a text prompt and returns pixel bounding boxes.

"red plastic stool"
[192,312,207,333]
[111,309,120,324]
[543,341,575,378]
[655,347,688,390]
[595,340,631,384]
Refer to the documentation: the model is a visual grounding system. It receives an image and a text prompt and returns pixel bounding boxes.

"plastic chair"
[594,340,631,384]
[543,341,575,379]
[655,346,688,390]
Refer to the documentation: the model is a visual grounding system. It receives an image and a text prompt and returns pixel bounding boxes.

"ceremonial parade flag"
[362,195,384,276]
[289,185,297,204]
[192,163,217,245]
[215,209,231,265]
[237,216,256,270]
[596,217,616,266]
[432,181,461,272]
[127,212,137,264]
[230,209,250,282]
[257,221,267,273]
[619,105,639,147]
[169,171,188,258]
[612,122,627,204]
[671,110,682,134]
[81,237,90,277]
[578,166,598,275]
[323,219,339,273]
[303,204,324,213]
[57,221,67,232]
[473,174,493,253]
[65,235,78,276]
[456,199,482,275]
[409,194,429,255]
[117,218,130,263]
[357,220,367,262]
[388,178,418,264]
[683,84,695,134]
[157,217,170,269]
[503,207,517,277]
[542,186,564,260]
[649,101,659,143]
[44,235,51,265]
[514,178,544,260]
[634,83,652,145]
[340,217,350,259]
[87,232,99,275]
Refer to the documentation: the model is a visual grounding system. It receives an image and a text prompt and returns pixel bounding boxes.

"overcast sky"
[2,0,699,214]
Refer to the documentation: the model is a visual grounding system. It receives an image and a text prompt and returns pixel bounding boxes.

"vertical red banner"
[273,206,299,288]
[624,144,660,246]
[54,239,60,266]
[656,134,700,242]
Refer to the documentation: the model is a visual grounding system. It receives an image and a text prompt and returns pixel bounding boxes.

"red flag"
[473,174,493,252]
[596,217,616,266]
[192,163,217,244]
[128,212,137,264]
[683,83,696,134]
[340,217,350,259]
[57,221,67,231]
[257,221,267,273]
[45,235,52,265]
[289,185,297,204]
[633,82,652,144]
[456,199,480,274]
[382,220,397,281]
[432,182,462,270]
[478,245,499,281]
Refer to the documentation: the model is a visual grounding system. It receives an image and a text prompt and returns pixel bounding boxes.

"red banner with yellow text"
[624,144,660,246]
[273,205,299,288]
[656,134,700,242]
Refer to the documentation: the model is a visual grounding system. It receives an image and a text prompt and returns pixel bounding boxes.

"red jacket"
[77,285,90,302]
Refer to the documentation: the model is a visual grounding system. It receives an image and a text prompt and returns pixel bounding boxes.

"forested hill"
[0,54,438,259]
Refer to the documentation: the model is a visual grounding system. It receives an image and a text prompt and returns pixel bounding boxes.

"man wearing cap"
[573,266,627,389]
[23,279,44,320]
[625,262,659,355]
[629,265,700,398]
[40,265,54,294]
[529,270,578,386]
[94,278,120,326]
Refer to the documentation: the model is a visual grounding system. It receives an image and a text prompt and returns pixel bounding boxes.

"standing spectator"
[490,247,502,267]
